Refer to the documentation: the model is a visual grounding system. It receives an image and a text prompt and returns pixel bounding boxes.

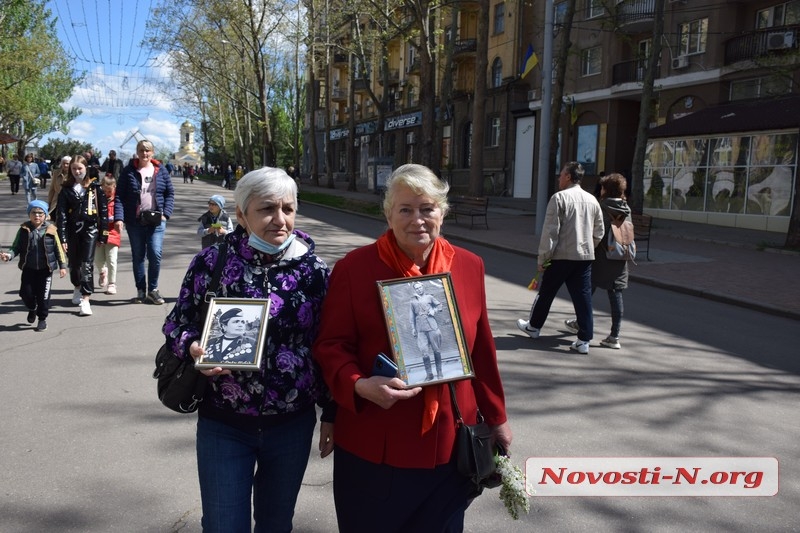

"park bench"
[632,213,653,261]
[450,195,489,229]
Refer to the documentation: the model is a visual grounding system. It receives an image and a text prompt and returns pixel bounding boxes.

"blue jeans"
[527,259,594,341]
[196,410,316,533]
[125,221,165,292]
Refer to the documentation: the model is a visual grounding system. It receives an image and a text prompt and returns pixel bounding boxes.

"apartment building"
[306,0,798,231]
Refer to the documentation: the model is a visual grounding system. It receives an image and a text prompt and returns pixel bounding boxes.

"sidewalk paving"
[299,179,800,321]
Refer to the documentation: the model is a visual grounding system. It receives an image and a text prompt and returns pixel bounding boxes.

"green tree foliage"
[39,138,95,162]
[0,0,82,153]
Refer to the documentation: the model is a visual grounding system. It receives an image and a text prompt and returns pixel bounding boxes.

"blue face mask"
[248,231,295,255]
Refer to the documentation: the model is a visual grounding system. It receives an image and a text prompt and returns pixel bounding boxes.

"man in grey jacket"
[517,161,604,354]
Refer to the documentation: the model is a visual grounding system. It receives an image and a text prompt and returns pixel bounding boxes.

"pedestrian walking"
[197,194,233,250]
[516,161,604,354]
[21,154,40,203]
[564,172,632,349]
[114,139,175,305]
[94,174,121,295]
[6,154,22,195]
[0,200,67,331]
[56,155,109,317]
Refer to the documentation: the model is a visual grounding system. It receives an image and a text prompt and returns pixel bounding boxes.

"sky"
[43,0,189,159]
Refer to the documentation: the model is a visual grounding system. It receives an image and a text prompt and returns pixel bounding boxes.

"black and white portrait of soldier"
[204,308,258,364]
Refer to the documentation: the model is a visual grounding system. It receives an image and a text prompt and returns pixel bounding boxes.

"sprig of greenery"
[495,454,532,520]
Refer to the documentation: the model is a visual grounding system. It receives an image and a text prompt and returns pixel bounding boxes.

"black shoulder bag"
[449,382,503,497]
[153,243,228,413]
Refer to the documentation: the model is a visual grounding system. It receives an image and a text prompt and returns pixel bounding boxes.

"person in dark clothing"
[0,200,67,331]
[197,194,234,249]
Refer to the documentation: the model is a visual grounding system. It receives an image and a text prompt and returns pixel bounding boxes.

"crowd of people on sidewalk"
[1,150,641,530]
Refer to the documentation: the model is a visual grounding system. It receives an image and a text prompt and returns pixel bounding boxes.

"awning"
[648,95,800,138]
[0,132,20,144]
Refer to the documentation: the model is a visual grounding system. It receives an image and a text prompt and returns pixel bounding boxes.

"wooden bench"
[632,213,653,261]
[449,196,489,229]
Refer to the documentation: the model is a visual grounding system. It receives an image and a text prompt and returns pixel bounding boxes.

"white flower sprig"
[495,453,532,520]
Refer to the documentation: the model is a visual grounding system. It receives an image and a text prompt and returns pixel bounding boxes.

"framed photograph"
[195,298,271,371]
[376,273,474,387]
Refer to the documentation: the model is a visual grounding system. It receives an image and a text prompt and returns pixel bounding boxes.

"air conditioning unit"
[767,31,794,50]
[343,107,350,113]
[406,132,416,144]
[366,100,373,107]
[394,92,402,100]
[527,89,538,101]
[671,55,689,69]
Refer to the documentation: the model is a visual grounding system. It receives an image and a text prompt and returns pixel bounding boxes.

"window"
[491,58,503,88]
[555,2,568,25]
[581,46,602,76]
[730,75,792,101]
[756,1,800,28]
[678,18,709,56]
[494,3,505,34]
[587,0,605,19]
[486,117,501,147]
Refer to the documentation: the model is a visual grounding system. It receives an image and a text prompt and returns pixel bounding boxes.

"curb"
[302,199,800,322]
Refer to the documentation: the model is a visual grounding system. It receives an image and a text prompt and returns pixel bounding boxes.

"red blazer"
[313,240,507,468]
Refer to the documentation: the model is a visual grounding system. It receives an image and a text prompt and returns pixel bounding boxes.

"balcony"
[333,53,348,66]
[724,25,800,64]
[611,59,661,84]
[405,58,420,75]
[378,68,400,86]
[615,0,655,34]
[353,77,370,92]
[331,88,347,102]
[453,39,477,58]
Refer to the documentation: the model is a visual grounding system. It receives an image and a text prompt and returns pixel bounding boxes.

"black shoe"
[37,319,47,331]
[27,309,36,324]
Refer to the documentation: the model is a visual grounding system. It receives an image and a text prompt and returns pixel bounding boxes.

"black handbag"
[152,243,228,413]
[139,209,163,226]
[449,383,502,497]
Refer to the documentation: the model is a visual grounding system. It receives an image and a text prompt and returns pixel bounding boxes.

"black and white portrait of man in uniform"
[204,308,257,364]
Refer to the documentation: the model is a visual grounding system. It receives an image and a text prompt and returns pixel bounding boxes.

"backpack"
[605,215,636,263]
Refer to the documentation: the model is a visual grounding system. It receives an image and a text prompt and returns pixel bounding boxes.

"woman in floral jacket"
[163,167,334,533]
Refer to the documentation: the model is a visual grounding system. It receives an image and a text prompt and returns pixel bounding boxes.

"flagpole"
[535,0,555,235]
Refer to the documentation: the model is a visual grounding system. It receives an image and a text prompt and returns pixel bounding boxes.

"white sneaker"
[105,283,117,295]
[564,319,579,334]
[570,340,589,354]
[72,287,82,305]
[516,319,540,339]
[79,299,93,316]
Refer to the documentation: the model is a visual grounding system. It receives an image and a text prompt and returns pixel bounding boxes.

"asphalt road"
[0,180,797,532]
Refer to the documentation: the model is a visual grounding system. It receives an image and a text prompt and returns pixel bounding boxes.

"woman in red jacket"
[313,164,512,532]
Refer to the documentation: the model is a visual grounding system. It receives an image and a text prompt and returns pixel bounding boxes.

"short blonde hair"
[382,164,450,219]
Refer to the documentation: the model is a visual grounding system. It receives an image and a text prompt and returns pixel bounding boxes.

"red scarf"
[376,229,455,434]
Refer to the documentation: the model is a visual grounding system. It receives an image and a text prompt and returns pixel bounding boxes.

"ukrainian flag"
[520,44,538,79]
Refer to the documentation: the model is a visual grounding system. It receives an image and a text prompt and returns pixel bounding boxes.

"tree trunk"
[547,0,576,197]
[468,0,489,196]
[630,0,666,215]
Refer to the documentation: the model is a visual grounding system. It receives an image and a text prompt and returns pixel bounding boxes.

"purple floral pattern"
[163,226,331,416]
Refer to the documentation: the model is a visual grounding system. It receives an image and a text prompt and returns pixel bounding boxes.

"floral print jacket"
[163,225,333,420]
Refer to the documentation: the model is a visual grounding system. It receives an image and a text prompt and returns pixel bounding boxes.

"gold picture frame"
[195,298,271,371]
[376,273,474,387]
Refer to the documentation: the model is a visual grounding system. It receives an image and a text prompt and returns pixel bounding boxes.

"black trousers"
[8,174,20,193]
[19,268,54,320]
[67,224,99,295]
[333,446,473,533]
